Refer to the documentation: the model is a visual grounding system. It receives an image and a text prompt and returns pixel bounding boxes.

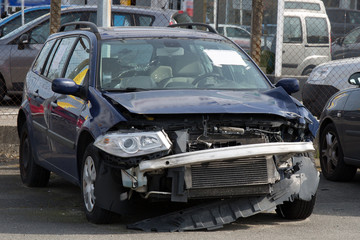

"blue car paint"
[103,87,318,137]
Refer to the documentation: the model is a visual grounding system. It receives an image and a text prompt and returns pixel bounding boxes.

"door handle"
[34,89,39,98]
[51,100,58,108]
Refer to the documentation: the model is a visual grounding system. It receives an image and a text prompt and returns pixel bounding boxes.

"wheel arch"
[77,130,95,183]
[318,117,335,145]
[17,109,27,138]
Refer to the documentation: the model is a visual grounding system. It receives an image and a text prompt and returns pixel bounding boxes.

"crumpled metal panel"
[127,156,319,232]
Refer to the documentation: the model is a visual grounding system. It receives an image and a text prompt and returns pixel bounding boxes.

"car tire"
[81,143,113,224]
[19,124,50,187]
[302,67,313,76]
[276,195,316,220]
[319,123,357,181]
[0,78,5,102]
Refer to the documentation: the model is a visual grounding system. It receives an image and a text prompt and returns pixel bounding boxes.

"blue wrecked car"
[17,22,319,230]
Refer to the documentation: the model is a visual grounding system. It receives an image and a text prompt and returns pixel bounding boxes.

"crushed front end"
[93,113,319,224]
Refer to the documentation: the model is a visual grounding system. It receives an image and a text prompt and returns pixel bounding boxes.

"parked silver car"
[0,5,192,101]
[302,57,360,117]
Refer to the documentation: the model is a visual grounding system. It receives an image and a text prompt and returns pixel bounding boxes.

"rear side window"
[283,17,302,43]
[306,17,329,44]
[32,39,57,75]
[113,13,133,26]
[136,15,154,26]
[173,13,193,24]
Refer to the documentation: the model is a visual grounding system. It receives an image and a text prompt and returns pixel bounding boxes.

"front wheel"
[276,195,316,220]
[81,143,112,224]
[319,123,357,181]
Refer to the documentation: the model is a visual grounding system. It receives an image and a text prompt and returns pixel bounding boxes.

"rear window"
[285,1,321,11]
[173,12,193,24]
[306,17,329,44]
[326,9,345,23]
[346,11,360,24]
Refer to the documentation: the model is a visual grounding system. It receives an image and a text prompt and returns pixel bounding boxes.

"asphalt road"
[1,158,360,240]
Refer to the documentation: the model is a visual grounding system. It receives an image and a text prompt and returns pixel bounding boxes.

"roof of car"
[61,4,180,15]
[53,25,225,41]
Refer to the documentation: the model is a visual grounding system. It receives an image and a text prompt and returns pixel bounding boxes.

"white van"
[280,0,331,76]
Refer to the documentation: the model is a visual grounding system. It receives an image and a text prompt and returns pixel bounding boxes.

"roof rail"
[168,23,218,34]
[58,21,99,34]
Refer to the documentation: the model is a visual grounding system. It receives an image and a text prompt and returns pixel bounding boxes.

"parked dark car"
[326,8,360,40]
[331,27,360,60]
[0,5,192,101]
[17,22,319,227]
[319,72,360,181]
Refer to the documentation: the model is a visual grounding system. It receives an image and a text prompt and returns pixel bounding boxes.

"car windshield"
[99,38,270,91]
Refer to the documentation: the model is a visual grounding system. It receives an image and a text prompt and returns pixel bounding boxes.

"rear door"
[282,16,304,75]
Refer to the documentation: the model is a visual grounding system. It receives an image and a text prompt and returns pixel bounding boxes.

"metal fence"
[1,0,360,156]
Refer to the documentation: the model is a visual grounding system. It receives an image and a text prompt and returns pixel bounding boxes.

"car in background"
[318,72,360,181]
[302,57,360,117]
[0,6,53,38]
[17,21,319,227]
[0,5,192,101]
[216,24,251,52]
[326,8,360,40]
[331,27,360,60]
[262,0,331,76]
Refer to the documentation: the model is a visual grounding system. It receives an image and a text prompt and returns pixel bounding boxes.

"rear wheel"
[276,195,316,220]
[19,124,50,187]
[319,123,357,181]
[0,78,5,102]
[81,143,112,224]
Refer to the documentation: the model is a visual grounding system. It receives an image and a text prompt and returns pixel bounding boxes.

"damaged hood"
[104,87,318,135]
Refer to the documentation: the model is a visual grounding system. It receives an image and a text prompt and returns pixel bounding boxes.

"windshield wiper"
[104,88,148,92]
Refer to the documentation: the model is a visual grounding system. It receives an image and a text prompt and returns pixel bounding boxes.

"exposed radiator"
[189,156,274,189]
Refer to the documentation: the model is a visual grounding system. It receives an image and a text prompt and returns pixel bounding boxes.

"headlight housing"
[94,130,172,158]
[310,67,331,81]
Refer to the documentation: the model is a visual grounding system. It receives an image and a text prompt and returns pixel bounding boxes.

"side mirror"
[19,34,29,44]
[18,34,29,50]
[275,78,299,95]
[348,72,360,86]
[336,37,344,45]
[52,78,85,98]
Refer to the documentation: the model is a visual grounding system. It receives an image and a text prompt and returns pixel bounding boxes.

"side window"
[2,10,49,37]
[136,15,154,26]
[113,13,133,26]
[227,27,249,38]
[32,39,57,75]
[306,17,329,44]
[29,20,50,44]
[29,12,83,44]
[344,28,360,44]
[217,27,224,35]
[283,17,302,43]
[46,37,77,80]
[64,37,90,85]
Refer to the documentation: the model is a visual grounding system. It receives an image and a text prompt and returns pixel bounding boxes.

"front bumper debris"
[128,155,319,232]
